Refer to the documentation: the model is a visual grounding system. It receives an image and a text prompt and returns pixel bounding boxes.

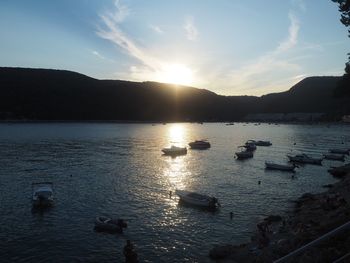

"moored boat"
[175,189,220,208]
[235,147,254,159]
[95,216,127,233]
[32,182,54,207]
[243,142,257,151]
[287,154,323,165]
[265,161,296,172]
[324,153,345,161]
[248,140,272,146]
[188,140,211,149]
[162,146,187,156]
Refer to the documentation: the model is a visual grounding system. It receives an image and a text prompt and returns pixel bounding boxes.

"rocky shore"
[210,171,350,262]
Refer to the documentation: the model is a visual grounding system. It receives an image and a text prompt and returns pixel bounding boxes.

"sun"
[158,63,194,86]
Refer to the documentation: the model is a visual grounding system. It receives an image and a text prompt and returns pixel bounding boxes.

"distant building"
[244,113,325,122]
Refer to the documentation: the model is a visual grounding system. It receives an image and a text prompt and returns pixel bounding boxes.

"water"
[0,122,349,262]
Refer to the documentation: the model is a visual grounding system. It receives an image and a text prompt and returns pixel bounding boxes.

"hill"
[0,67,348,121]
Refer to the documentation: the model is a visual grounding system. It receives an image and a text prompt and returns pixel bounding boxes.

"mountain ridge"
[0,67,348,121]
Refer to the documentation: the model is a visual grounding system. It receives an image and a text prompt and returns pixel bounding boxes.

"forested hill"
[0,67,348,121]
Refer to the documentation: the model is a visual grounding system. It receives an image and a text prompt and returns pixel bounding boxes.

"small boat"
[329,149,350,155]
[94,216,127,233]
[265,161,296,172]
[248,140,272,146]
[162,146,187,156]
[32,182,54,207]
[188,140,211,149]
[287,154,323,165]
[235,147,254,159]
[243,142,257,151]
[324,153,345,161]
[225,123,234,126]
[175,189,220,208]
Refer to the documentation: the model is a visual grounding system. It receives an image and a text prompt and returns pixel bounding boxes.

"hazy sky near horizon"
[0,0,348,96]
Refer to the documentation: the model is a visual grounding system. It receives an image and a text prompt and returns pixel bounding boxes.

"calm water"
[0,122,349,262]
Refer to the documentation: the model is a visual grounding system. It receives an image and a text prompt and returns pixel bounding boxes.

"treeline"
[0,67,348,121]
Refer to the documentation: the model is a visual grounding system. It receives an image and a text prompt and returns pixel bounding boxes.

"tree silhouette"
[332,0,350,96]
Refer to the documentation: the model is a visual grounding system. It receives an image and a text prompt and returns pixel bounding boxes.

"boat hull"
[265,162,295,171]
[287,155,322,165]
[162,148,187,156]
[189,142,210,149]
[324,154,345,161]
[329,149,349,155]
[235,151,253,159]
[175,190,217,208]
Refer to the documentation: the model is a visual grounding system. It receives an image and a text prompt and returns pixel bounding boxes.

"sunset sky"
[0,0,348,95]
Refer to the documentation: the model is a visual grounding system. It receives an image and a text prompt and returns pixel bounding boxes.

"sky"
[0,0,348,96]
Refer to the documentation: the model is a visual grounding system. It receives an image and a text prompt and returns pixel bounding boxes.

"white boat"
[248,140,272,146]
[324,153,345,161]
[175,189,219,208]
[162,146,187,156]
[287,154,323,165]
[32,182,54,207]
[188,140,211,149]
[329,148,350,155]
[95,216,127,233]
[265,161,296,172]
[235,147,254,159]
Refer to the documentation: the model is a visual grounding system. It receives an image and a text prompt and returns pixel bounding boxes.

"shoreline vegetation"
[209,170,350,262]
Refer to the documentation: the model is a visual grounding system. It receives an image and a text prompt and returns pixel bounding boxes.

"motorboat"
[162,146,187,156]
[32,182,54,207]
[287,154,323,165]
[188,140,211,149]
[324,153,345,161]
[175,189,220,208]
[248,140,272,146]
[329,148,350,155]
[265,161,296,172]
[243,142,257,151]
[235,147,253,159]
[95,216,127,233]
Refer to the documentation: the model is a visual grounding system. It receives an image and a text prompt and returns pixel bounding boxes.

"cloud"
[184,16,198,41]
[150,24,163,34]
[97,1,161,71]
[92,50,105,60]
[108,0,130,23]
[291,0,306,12]
[276,12,300,53]
[213,13,302,95]
[96,1,195,85]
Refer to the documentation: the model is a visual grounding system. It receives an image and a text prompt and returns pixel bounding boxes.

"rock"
[264,215,282,223]
[322,184,334,188]
[300,193,314,200]
[209,244,232,259]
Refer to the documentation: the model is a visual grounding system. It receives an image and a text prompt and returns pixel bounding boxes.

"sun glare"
[158,63,194,86]
[168,124,185,143]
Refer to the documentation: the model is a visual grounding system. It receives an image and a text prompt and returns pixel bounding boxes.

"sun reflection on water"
[163,124,192,205]
[167,123,187,145]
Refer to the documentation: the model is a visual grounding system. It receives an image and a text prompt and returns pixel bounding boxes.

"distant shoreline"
[0,120,348,125]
